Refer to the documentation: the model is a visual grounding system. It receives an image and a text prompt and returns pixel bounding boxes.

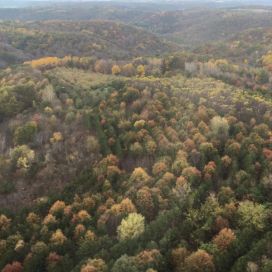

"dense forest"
[0,1,272,272]
[0,21,176,68]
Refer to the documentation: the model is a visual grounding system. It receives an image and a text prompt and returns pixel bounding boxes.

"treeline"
[162,53,272,98]
[24,55,162,78]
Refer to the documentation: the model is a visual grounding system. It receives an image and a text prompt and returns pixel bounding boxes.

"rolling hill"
[135,7,272,47]
[0,20,177,68]
[0,2,272,272]
[0,60,272,271]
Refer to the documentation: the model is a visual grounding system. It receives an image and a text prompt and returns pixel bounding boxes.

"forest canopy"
[0,2,272,272]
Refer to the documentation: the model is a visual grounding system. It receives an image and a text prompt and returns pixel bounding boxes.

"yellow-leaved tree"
[117,213,145,240]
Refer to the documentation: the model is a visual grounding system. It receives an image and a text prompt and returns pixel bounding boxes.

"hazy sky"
[14,0,257,1]
[1,0,271,7]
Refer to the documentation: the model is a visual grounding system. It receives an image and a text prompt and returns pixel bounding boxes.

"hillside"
[194,27,272,65]
[136,8,272,47]
[0,2,272,272]
[0,20,176,68]
[0,59,272,271]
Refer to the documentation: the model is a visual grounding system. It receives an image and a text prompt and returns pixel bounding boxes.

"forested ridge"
[0,21,176,68]
[0,2,272,272]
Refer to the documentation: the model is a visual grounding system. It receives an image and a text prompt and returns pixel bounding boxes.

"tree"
[210,116,229,137]
[262,52,272,70]
[135,249,162,270]
[218,187,234,205]
[15,240,25,253]
[74,224,86,240]
[171,247,189,271]
[0,84,36,120]
[94,59,111,74]
[112,65,121,75]
[112,255,140,272]
[80,258,107,272]
[86,136,100,153]
[146,140,157,155]
[14,121,37,145]
[73,210,91,224]
[121,63,136,77]
[107,165,122,182]
[137,65,145,77]
[212,228,236,251]
[123,87,140,103]
[199,142,216,160]
[31,241,49,256]
[172,152,189,176]
[50,229,67,245]
[2,261,23,272]
[184,250,215,272]
[203,161,216,181]
[221,156,232,176]
[85,230,96,242]
[247,262,259,272]
[255,69,269,84]
[130,142,144,156]
[47,252,63,271]
[117,213,145,240]
[26,212,40,225]
[152,162,167,176]
[110,198,136,216]
[226,142,241,157]
[119,198,137,214]
[262,259,272,272]
[0,214,11,233]
[43,214,58,226]
[50,132,63,143]
[28,57,61,69]
[10,145,35,170]
[41,84,55,103]
[238,201,267,230]
[49,201,66,215]
[129,168,151,186]
[174,176,191,200]
[182,167,201,185]
[134,120,146,129]
[136,187,155,219]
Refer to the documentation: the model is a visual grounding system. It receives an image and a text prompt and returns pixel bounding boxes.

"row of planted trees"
[25,55,162,78]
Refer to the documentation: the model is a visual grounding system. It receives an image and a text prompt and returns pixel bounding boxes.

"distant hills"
[0,20,177,67]
[2,4,272,50]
